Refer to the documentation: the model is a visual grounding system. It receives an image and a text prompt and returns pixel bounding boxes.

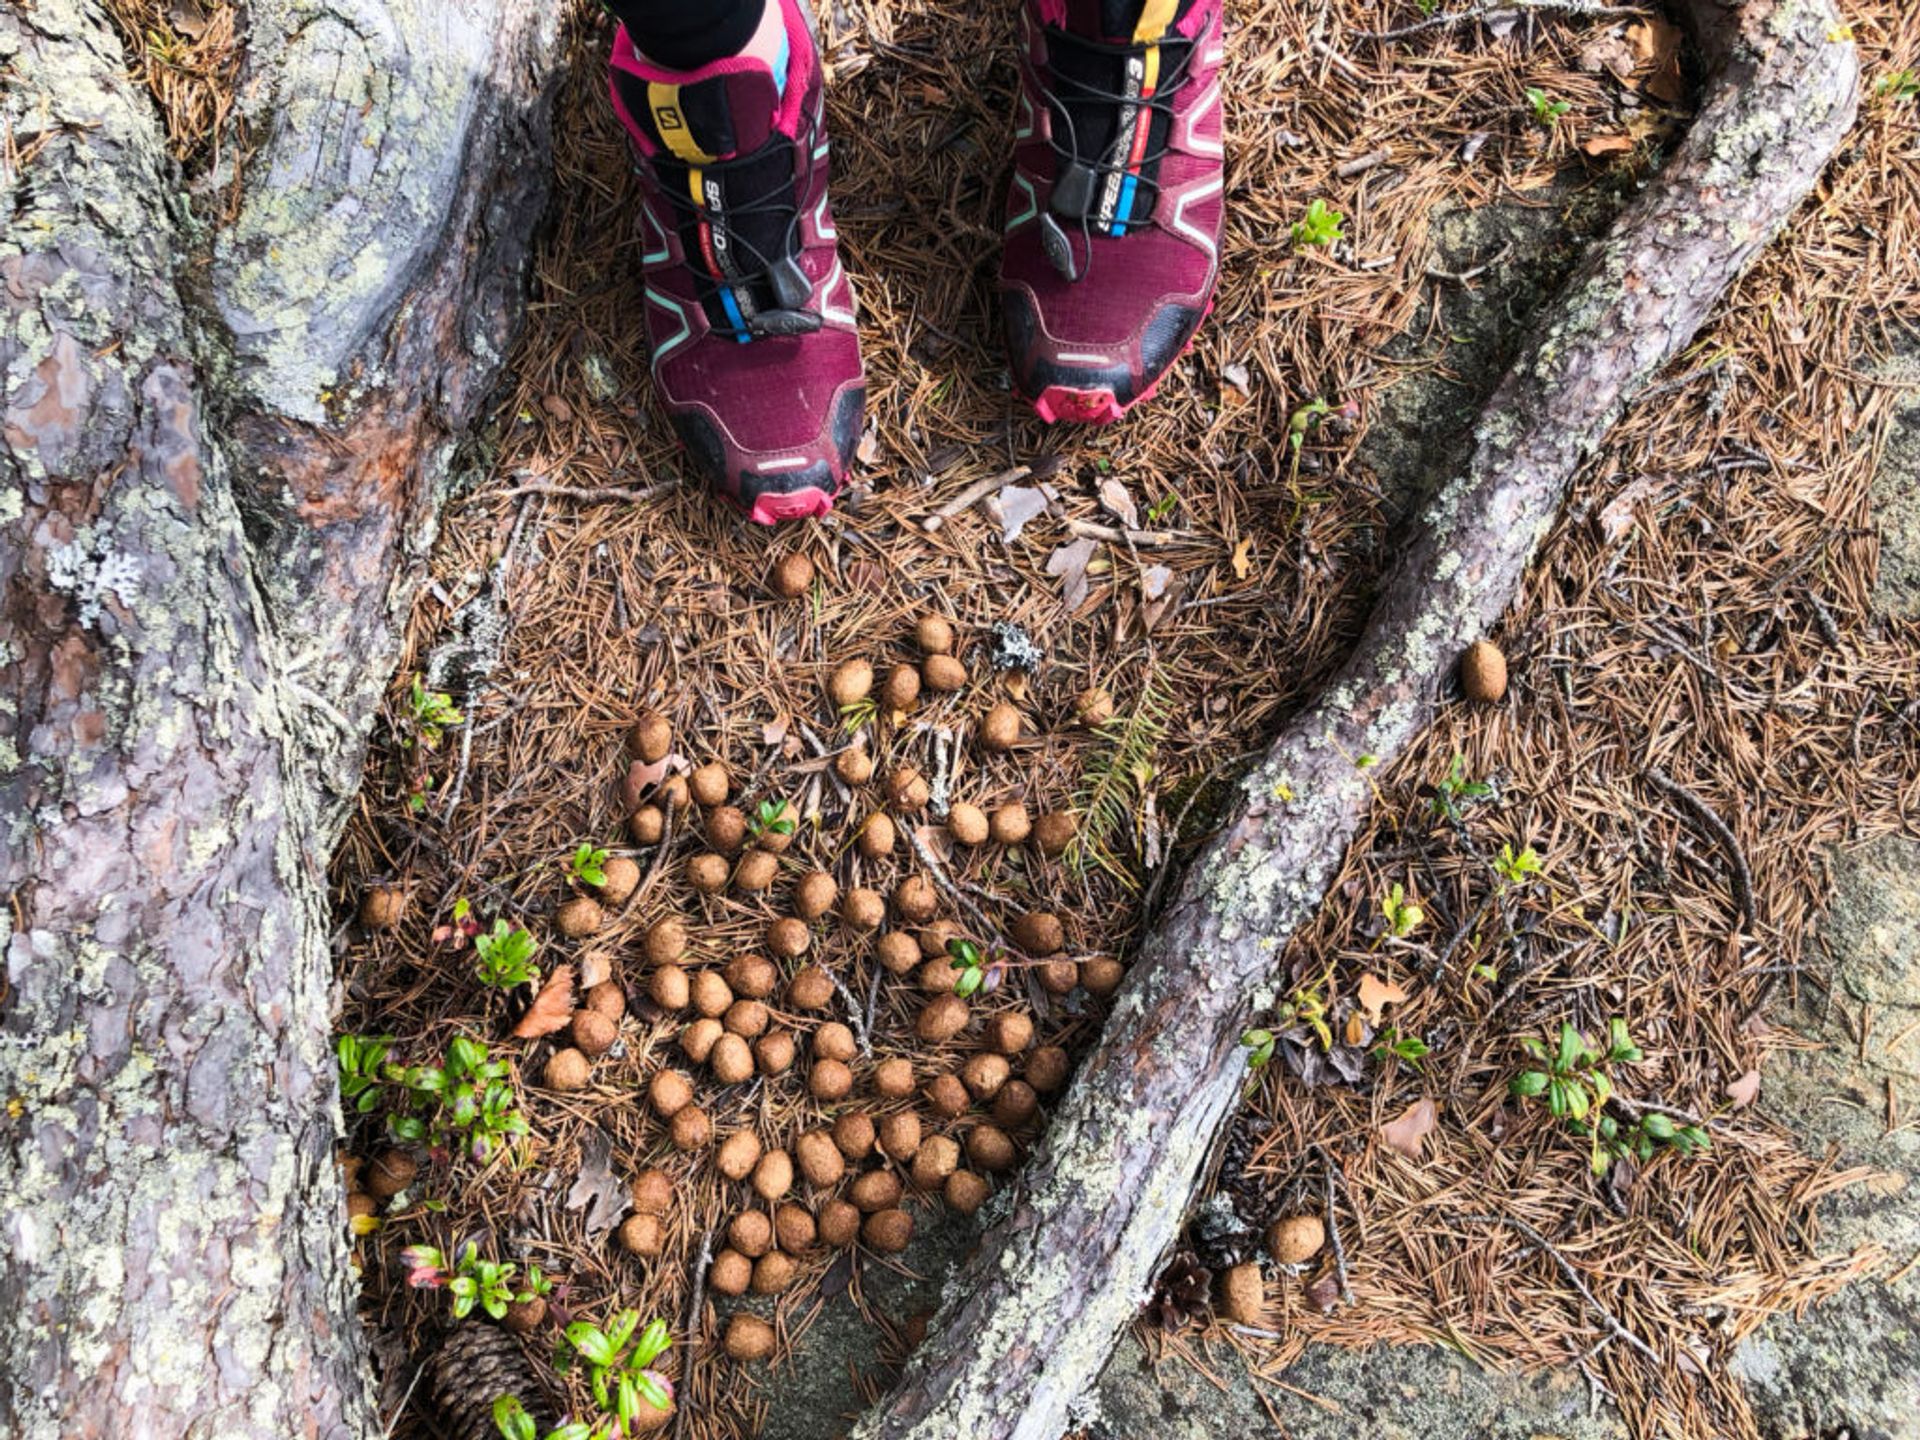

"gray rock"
[1870,357,1920,619]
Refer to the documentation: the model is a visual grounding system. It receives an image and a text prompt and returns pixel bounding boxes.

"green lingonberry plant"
[946,937,992,998]
[387,1035,530,1160]
[569,843,608,888]
[400,1241,532,1321]
[1372,1027,1431,1071]
[1876,68,1919,101]
[1428,753,1494,823]
[338,1034,394,1115]
[562,1312,675,1435]
[1510,1019,1709,1173]
[1526,87,1572,126]
[1381,882,1424,939]
[1291,198,1346,247]
[474,920,540,989]
[1493,842,1545,887]
[747,796,797,841]
[405,677,464,749]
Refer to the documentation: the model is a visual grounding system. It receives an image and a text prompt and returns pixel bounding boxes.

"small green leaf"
[567,1323,617,1369]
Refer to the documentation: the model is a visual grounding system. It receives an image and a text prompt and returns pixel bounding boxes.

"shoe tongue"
[641,62,783,163]
[1059,0,1183,42]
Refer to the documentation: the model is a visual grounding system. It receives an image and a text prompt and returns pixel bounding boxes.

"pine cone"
[430,1323,547,1440]
[1189,1194,1258,1273]
[1145,1249,1213,1330]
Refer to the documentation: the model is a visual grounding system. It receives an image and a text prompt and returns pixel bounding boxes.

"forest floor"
[201,0,1920,1437]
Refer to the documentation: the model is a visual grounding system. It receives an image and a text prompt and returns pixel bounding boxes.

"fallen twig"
[498,479,681,505]
[919,465,1029,532]
[1456,1214,1662,1367]
[1355,0,1647,43]
[1642,765,1757,931]
[1063,518,1199,549]
[672,1222,716,1440]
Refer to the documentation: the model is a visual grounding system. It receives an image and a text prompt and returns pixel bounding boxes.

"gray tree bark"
[852,2,1860,1436]
[0,1,565,1435]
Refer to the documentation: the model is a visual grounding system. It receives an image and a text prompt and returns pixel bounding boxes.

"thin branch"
[1355,1,1647,43]
[672,1222,717,1440]
[1062,518,1199,549]
[1642,766,1757,930]
[1455,1214,1662,1367]
[919,465,1029,533]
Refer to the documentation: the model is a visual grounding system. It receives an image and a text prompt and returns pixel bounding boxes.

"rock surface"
[1870,356,1920,619]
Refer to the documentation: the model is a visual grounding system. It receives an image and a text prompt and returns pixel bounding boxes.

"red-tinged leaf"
[512,964,575,1038]
[619,757,671,811]
[1303,1267,1342,1314]
[1725,1069,1761,1108]
[1380,1097,1438,1160]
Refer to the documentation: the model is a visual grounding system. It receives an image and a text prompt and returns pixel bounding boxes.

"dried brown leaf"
[511,963,575,1038]
[1357,972,1408,1025]
[1380,1098,1437,1160]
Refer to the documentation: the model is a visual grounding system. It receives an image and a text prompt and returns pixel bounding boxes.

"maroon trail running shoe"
[1000,0,1225,424]
[609,0,865,523]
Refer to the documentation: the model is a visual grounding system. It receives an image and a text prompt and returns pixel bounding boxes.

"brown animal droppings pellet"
[770,551,815,599]
[752,1251,797,1295]
[670,1105,711,1150]
[841,886,886,930]
[813,1022,856,1063]
[775,1202,817,1253]
[864,1207,915,1253]
[645,917,688,965]
[680,1018,724,1063]
[501,1296,546,1335]
[1080,957,1125,998]
[873,1057,915,1099]
[571,1008,618,1057]
[960,1052,1010,1101]
[793,870,838,920]
[916,957,958,995]
[629,806,666,844]
[796,1130,847,1187]
[755,801,798,853]
[828,658,873,708]
[856,812,896,860]
[946,802,989,846]
[1220,1263,1265,1323]
[689,761,730,808]
[910,1134,960,1190]
[893,875,939,924]
[921,653,967,692]
[965,1124,1017,1172]
[916,994,969,1044]
[710,1033,755,1085]
[600,860,639,910]
[1268,1214,1326,1265]
[690,970,733,1018]
[585,980,627,1021]
[1037,957,1079,994]
[649,1068,694,1118]
[709,1249,752,1296]
[850,1170,902,1213]
[358,885,405,931]
[817,1199,861,1247]
[1460,639,1508,703]
[1025,1045,1070,1092]
[555,897,604,939]
[787,965,835,1010]
[766,916,810,959]
[724,999,770,1038]
[716,1128,762,1182]
[945,1170,990,1215]
[365,1148,416,1200]
[617,1213,665,1258]
[631,1168,673,1214]
[992,1079,1040,1129]
[629,712,672,763]
[1033,812,1076,857]
[835,748,874,785]
[925,1072,970,1118]
[809,1058,854,1101]
[733,849,778,891]
[1074,687,1115,728]
[886,766,931,813]
[876,932,920,975]
[751,1149,794,1201]
[915,614,954,655]
[725,953,777,998]
[544,1048,591,1091]
[918,920,961,958]
[988,803,1032,846]
[978,701,1021,752]
[1010,911,1064,954]
[753,1030,796,1075]
[728,1210,773,1258]
[878,1111,923,1161]
[988,1012,1034,1055]
[687,853,729,893]
[658,774,690,810]
[706,805,748,854]
[832,1111,876,1159]
[882,663,921,712]
[725,1313,776,1362]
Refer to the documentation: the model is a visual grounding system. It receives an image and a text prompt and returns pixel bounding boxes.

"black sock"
[605,0,767,69]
